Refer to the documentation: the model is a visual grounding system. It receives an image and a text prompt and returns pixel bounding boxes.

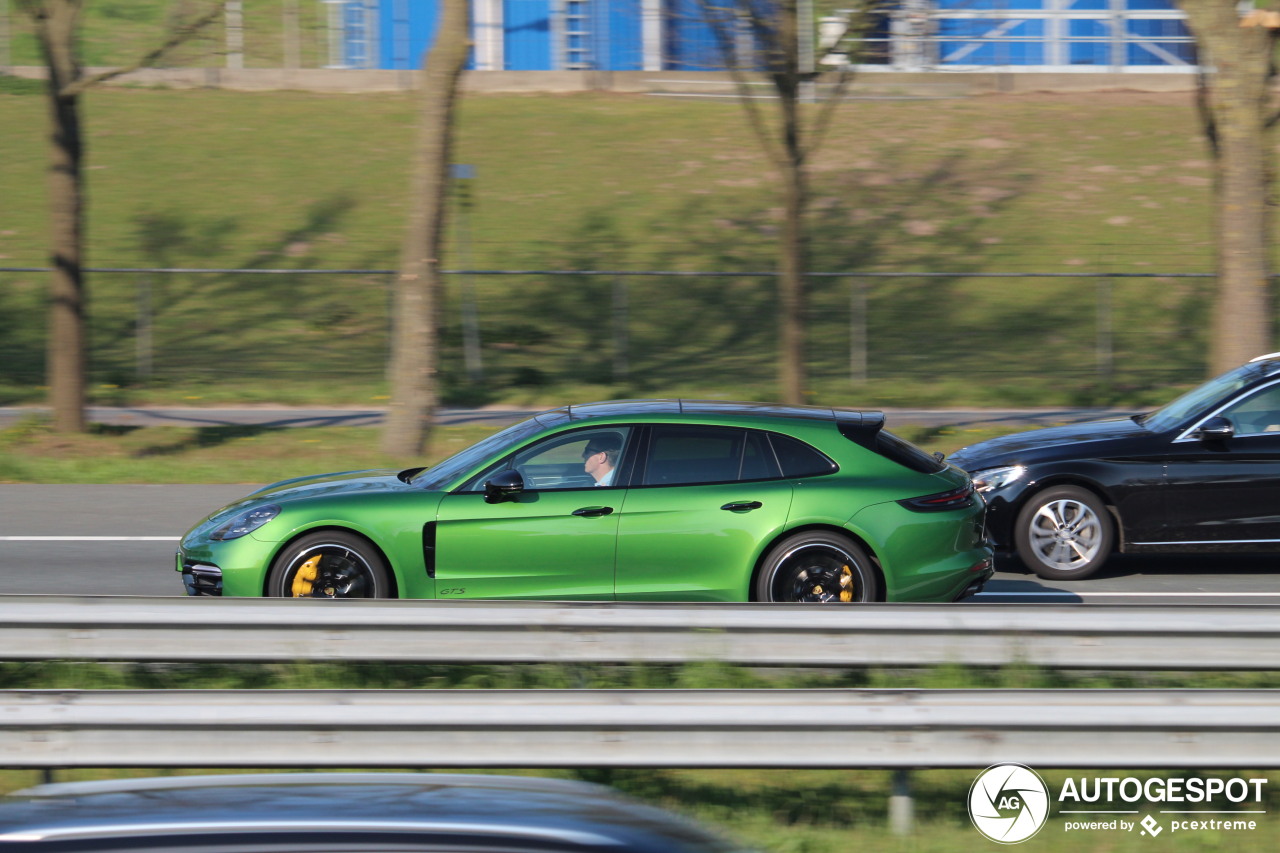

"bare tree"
[1176,0,1279,372]
[382,0,472,457]
[15,0,223,433]
[695,0,876,403]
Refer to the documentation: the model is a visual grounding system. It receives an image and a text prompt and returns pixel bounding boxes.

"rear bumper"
[953,558,994,601]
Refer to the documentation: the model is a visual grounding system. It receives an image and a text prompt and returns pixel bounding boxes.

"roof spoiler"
[835,410,885,449]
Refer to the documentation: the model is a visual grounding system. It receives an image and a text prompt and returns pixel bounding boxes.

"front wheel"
[1014,486,1113,580]
[266,532,392,598]
[755,532,878,603]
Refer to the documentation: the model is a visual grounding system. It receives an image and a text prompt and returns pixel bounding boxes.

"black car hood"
[949,416,1151,470]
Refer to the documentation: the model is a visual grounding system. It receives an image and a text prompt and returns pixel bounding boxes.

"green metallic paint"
[615,479,794,601]
[435,489,619,600]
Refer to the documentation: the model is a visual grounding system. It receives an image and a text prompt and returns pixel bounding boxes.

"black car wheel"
[755,532,878,603]
[1014,486,1113,580]
[267,532,392,598]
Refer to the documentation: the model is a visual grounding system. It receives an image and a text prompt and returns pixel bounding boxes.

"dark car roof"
[0,773,745,853]
[533,399,885,431]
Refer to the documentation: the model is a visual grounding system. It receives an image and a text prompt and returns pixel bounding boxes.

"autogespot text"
[1058,776,1268,804]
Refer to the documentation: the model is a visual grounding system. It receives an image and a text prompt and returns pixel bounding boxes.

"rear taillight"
[898,482,975,512]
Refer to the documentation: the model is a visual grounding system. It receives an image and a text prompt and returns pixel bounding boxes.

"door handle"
[572,506,615,517]
[720,501,763,512]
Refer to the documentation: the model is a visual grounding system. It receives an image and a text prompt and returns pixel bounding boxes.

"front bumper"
[177,551,223,596]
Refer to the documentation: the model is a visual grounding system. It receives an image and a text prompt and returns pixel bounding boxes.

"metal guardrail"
[3,688,1278,770]
[2,596,1279,669]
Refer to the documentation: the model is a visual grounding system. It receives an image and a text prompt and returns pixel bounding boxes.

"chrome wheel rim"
[770,544,861,603]
[1028,498,1103,572]
[285,544,378,598]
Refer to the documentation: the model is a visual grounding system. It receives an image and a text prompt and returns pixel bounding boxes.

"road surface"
[3,485,1277,603]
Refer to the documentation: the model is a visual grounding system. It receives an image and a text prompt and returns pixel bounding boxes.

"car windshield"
[1142,363,1262,432]
[411,416,547,490]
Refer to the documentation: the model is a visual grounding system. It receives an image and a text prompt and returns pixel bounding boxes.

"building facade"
[322,0,1195,73]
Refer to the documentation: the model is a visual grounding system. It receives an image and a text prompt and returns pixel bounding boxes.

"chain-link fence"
[0,266,1218,404]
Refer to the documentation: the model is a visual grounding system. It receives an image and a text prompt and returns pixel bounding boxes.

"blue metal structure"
[335,0,1196,72]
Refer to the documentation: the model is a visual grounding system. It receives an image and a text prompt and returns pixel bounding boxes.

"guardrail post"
[889,768,914,835]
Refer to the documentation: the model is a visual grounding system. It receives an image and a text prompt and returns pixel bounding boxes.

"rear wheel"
[755,532,878,603]
[267,532,392,598]
[1014,486,1113,580]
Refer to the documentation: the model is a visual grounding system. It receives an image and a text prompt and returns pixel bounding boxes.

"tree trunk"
[1178,0,1275,373]
[774,0,807,405]
[382,0,471,457]
[32,0,88,433]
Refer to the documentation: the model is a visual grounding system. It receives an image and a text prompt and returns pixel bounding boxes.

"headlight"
[210,504,281,540]
[970,465,1027,494]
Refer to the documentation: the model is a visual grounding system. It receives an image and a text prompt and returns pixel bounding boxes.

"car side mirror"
[483,469,525,503]
[1195,416,1235,442]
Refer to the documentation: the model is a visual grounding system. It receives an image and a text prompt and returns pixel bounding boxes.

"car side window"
[461,427,633,491]
[1222,384,1280,437]
[770,433,838,477]
[640,426,781,486]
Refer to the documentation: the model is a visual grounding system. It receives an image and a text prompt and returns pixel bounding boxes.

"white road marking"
[0,536,180,542]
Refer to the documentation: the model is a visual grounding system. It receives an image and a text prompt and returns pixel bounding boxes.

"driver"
[582,435,622,486]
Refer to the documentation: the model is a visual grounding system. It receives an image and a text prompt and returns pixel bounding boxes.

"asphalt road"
[4,484,1279,603]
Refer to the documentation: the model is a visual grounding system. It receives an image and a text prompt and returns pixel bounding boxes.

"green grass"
[0,83,1232,408]
[3,0,332,68]
[0,416,1021,483]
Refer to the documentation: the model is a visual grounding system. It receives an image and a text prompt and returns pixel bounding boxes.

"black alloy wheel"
[756,531,878,603]
[267,531,392,598]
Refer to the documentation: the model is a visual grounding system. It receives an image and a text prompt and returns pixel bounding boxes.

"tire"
[266,531,392,598]
[755,531,878,603]
[1014,486,1113,580]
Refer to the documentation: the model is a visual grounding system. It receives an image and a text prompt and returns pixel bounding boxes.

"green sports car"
[177,400,992,603]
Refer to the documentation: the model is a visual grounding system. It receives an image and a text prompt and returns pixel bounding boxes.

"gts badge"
[438,587,466,596]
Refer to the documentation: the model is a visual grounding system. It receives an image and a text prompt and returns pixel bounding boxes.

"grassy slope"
[0,85,1224,408]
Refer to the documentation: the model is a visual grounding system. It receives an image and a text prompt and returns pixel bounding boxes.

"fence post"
[1097,276,1113,380]
[225,1,244,70]
[453,166,483,383]
[136,275,153,384]
[0,0,10,74]
[612,275,629,383]
[850,277,867,384]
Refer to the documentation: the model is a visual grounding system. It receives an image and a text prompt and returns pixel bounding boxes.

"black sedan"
[948,353,1280,580]
[0,773,751,853]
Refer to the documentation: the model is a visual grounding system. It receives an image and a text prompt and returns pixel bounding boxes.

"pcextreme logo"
[969,764,1051,844]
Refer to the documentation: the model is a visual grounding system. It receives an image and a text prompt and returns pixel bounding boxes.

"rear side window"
[640,426,782,485]
[768,433,837,478]
[874,430,946,474]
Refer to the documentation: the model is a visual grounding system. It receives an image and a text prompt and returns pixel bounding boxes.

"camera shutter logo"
[969,763,1051,844]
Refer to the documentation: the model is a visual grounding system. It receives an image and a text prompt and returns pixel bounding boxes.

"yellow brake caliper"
[839,565,854,602]
[291,555,322,597]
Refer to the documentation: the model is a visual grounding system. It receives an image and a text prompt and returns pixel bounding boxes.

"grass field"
[0,79,1237,409]
[0,414,1013,483]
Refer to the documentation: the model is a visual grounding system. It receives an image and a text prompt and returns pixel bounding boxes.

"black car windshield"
[1143,363,1261,432]
[411,417,547,490]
